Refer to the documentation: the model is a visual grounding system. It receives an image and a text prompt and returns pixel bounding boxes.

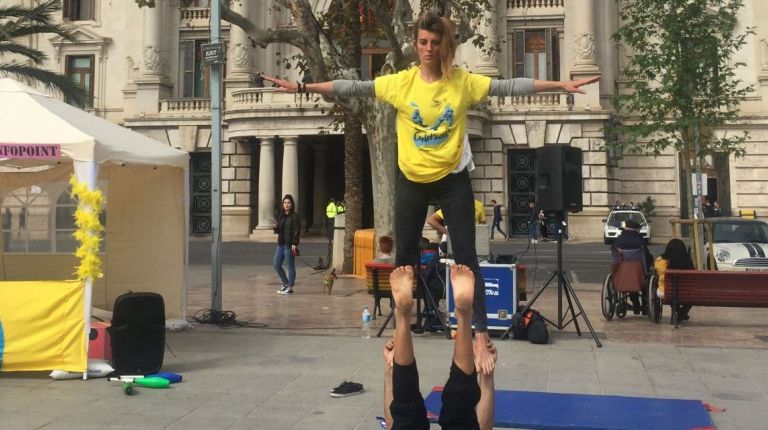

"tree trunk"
[339,0,362,274]
[342,112,364,274]
[365,106,397,241]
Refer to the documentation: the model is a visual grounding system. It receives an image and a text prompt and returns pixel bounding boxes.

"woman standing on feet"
[273,194,300,295]
[264,10,598,373]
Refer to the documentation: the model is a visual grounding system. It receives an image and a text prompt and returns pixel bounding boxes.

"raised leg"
[439,265,482,430]
[476,341,497,430]
[383,338,394,430]
[391,267,415,367]
[388,266,429,430]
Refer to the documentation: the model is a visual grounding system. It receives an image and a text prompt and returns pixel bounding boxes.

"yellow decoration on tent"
[69,175,104,281]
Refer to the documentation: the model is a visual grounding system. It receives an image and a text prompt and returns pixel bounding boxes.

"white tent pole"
[183,169,190,321]
[74,160,98,380]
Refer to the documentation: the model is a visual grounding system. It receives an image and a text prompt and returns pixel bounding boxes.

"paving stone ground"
[2,238,767,429]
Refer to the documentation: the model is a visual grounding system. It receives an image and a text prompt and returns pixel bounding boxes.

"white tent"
[0,78,189,320]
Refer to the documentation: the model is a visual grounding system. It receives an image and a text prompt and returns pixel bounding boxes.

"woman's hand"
[561,75,600,94]
[262,75,299,93]
[291,245,297,252]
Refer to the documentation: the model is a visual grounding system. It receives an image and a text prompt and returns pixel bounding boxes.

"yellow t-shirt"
[654,257,668,298]
[435,200,487,225]
[374,67,491,183]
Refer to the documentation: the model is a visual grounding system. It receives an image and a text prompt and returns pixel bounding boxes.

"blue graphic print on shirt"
[409,102,455,148]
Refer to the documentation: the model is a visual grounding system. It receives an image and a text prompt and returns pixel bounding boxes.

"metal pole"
[210,0,223,311]
[693,121,706,270]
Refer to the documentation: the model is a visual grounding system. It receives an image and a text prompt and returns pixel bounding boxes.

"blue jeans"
[529,221,538,239]
[273,245,296,287]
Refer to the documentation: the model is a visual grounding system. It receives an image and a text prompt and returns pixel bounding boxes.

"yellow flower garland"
[69,175,104,281]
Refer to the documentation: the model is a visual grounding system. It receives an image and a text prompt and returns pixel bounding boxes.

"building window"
[63,0,95,21]
[509,29,559,81]
[360,50,388,80]
[66,55,95,108]
[180,40,211,98]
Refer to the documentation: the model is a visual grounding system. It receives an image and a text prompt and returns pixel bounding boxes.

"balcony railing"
[160,98,212,116]
[180,7,209,27]
[231,89,332,109]
[509,0,564,8]
[489,92,567,111]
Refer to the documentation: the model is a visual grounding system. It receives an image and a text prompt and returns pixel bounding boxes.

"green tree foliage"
[0,1,84,104]
[610,0,753,158]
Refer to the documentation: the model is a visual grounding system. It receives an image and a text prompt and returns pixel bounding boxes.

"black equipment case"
[108,292,165,375]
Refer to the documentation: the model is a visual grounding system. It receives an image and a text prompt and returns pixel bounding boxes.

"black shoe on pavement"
[330,381,365,398]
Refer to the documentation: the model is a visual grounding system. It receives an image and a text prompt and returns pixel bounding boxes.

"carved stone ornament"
[231,43,249,69]
[574,32,595,62]
[762,38,768,70]
[143,45,161,72]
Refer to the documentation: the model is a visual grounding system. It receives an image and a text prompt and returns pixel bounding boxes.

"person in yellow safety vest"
[326,199,338,240]
[325,199,346,240]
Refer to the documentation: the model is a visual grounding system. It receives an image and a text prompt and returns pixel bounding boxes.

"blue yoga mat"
[424,389,715,430]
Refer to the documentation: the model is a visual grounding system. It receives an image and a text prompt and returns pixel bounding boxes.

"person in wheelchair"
[612,220,654,314]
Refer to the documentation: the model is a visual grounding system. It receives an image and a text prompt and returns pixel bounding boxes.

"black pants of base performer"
[394,168,488,331]
[391,361,481,430]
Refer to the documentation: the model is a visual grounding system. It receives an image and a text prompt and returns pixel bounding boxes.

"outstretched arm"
[534,75,600,94]
[262,75,335,97]
[488,75,599,97]
[262,76,375,98]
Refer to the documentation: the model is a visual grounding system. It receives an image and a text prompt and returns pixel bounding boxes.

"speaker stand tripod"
[502,217,602,347]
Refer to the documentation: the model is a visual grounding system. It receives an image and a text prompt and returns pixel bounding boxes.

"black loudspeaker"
[108,292,165,375]
[535,145,583,212]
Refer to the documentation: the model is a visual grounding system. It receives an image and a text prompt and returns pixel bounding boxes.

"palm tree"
[0,0,84,103]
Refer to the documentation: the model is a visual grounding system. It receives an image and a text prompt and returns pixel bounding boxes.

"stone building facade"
[21,0,768,241]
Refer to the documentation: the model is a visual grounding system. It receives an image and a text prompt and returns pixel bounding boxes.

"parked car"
[708,218,768,271]
[602,210,651,245]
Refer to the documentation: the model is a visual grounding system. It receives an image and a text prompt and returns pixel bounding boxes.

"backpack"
[509,306,549,344]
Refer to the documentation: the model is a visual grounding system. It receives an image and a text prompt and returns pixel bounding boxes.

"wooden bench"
[365,262,395,318]
[664,269,768,327]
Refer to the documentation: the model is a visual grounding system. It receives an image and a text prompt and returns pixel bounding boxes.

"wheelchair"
[601,247,658,321]
[646,269,664,323]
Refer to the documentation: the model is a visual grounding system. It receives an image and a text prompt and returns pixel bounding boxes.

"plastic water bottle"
[361,306,372,339]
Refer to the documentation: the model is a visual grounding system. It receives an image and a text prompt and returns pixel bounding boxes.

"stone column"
[312,145,329,231]
[281,136,299,208]
[759,36,768,111]
[565,0,601,108]
[255,138,276,230]
[225,0,253,106]
[474,0,499,77]
[135,3,172,115]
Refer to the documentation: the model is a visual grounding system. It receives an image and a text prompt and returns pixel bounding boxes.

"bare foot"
[474,333,496,376]
[450,264,475,312]
[382,338,394,369]
[390,266,414,312]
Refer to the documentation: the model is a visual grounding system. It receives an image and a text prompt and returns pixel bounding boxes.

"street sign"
[201,42,225,65]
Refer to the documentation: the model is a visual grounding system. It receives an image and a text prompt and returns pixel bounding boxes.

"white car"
[709,218,768,271]
[602,210,651,245]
